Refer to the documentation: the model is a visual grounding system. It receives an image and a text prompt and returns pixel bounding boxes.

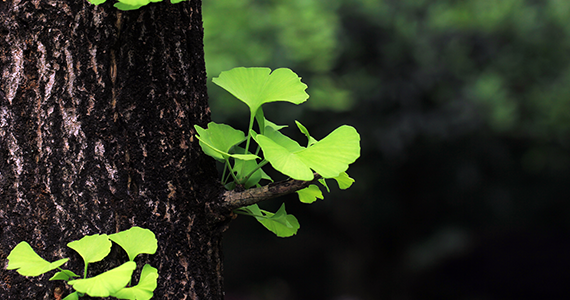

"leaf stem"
[243,159,269,181]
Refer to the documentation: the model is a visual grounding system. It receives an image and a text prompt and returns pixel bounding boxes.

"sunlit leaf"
[244,204,300,237]
[296,184,324,204]
[255,125,360,180]
[50,269,79,281]
[333,172,355,189]
[295,121,317,146]
[194,122,258,161]
[87,0,107,5]
[112,264,159,300]
[212,67,309,116]
[109,227,158,261]
[62,292,80,300]
[67,234,112,266]
[68,261,136,297]
[6,242,69,277]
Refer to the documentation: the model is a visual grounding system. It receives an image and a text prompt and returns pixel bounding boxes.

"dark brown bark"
[0,1,227,299]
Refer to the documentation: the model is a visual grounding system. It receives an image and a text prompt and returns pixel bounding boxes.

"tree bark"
[0,1,227,299]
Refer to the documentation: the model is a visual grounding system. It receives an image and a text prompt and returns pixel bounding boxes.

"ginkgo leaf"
[109,227,158,261]
[114,0,162,10]
[243,204,300,237]
[87,0,107,4]
[333,172,355,189]
[296,184,324,204]
[62,291,80,300]
[295,121,317,146]
[212,67,309,116]
[68,261,136,297]
[111,264,159,300]
[194,122,258,161]
[67,234,112,266]
[255,125,360,181]
[50,269,79,281]
[6,242,69,277]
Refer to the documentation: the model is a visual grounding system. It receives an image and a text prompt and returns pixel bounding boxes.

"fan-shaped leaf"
[244,204,300,237]
[50,269,79,281]
[67,234,112,265]
[68,261,136,297]
[109,227,158,261]
[296,184,324,204]
[255,125,360,180]
[112,264,159,300]
[6,242,69,277]
[212,67,309,115]
[195,122,258,161]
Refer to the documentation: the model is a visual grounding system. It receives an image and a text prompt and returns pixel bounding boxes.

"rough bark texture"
[0,1,227,299]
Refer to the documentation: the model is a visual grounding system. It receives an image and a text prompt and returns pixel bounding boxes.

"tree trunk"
[1,1,227,299]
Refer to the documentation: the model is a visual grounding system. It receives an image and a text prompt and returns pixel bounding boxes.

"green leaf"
[233,159,263,188]
[194,122,258,161]
[87,0,107,5]
[67,234,112,266]
[295,121,318,146]
[111,264,159,300]
[333,172,355,189]
[62,292,80,300]
[255,125,360,181]
[245,204,300,237]
[6,242,69,277]
[114,3,144,10]
[171,0,186,3]
[68,261,136,297]
[108,227,158,261]
[318,178,330,193]
[50,269,80,281]
[212,67,309,116]
[296,184,324,204]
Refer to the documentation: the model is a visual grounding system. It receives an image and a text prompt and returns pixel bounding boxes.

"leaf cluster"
[6,227,158,300]
[195,67,360,237]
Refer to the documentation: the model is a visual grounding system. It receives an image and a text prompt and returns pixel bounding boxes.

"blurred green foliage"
[204,0,570,142]
[203,1,570,299]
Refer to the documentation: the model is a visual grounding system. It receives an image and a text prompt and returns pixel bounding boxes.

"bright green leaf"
[265,119,288,132]
[318,178,330,193]
[212,67,309,116]
[255,125,360,180]
[171,0,186,3]
[114,3,144,10]
[67,234,112,266]
[50,269,79,281]
[245,204,300,237]
[195,122,256,161]
[296,184,324,204]
[295,121,318,146]
[62,292,80,300]
[6,242,69,277]
[333,172,355,189]
[108,227,158,261]
[68,261,136,297]
[87,0,107,5]
[233,159,263,188]
[254,133,314,180]
[111,264,158,300]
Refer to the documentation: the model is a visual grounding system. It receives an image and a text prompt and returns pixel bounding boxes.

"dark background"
[203,1,570,299]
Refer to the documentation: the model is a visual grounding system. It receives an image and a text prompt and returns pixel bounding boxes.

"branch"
[220,173,322,211]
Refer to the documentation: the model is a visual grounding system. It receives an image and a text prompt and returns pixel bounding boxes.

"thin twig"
[220,173,322,211]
